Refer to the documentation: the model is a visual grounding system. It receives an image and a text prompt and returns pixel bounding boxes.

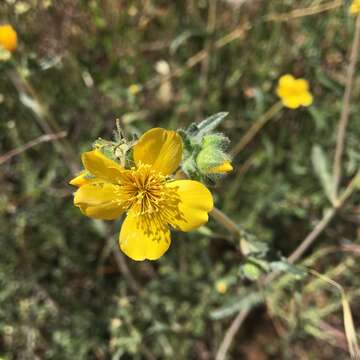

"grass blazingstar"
[276,74,313,109]
[0,24,17,52]
[70,128,213,261]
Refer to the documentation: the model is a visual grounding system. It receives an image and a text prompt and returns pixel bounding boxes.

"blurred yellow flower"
[128,84,141,95]
[215,280,228,294]
[350,0,360,14]
[0,24,17,52]
[70,128,213,261]
[276,74,313,109]
[207,160,233,174]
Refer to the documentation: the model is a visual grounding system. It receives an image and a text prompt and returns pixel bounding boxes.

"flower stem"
[332,12,360,200]
[210,207,242,238]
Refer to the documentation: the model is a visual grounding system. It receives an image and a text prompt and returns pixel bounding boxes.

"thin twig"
[144,21,251,91]
[197,0,218,118]
[113,247,142,294]
[332,13,360,200]
[9,69,80,175]
[264,0,343,22]
[215,309,250,360]
[0,132,67,165]
[230,101,283,157]
[287,208,336,264]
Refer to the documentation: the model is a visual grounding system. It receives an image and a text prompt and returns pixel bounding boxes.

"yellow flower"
[215,280,228,294]
[70,128,214,261]
[350,0,360,14]
[207,161,233,174]
[276,74,313,109]
[128,84,141,95]
[0,24,17,52]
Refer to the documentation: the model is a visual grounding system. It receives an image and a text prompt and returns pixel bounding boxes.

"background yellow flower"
[0,24,17,52]
[350,0,360,14]
[276,74,313,109]
[215,280,228,294]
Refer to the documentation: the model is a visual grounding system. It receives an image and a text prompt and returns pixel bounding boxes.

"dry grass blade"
[343,295,360,359]
[309,270,360,359]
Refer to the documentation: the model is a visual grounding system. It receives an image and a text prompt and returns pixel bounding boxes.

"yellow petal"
[81,203,125,220]
[299,92,313,107]
[276,86,289,98]
[165,180,213,232]
[74,182,124,220]
[282,96,301,109]
[278,74,295,88]
[207,161,233,174]
[82,150,125,183]
[295,79,309,92]
[133,128,183,176]
[119,212,171,261]
[69,171,92,187]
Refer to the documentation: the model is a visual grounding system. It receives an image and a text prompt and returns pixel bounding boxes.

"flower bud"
[196,134,232,176]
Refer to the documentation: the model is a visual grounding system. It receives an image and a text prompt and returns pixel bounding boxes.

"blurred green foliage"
[1,0,360,359]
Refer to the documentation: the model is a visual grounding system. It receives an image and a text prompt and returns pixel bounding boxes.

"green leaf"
[210,292,263,320]
[240,238,269,257]
[269,260,306,278]
[311,145,333,202]
[196,112,229,138]
[170,30,195,54]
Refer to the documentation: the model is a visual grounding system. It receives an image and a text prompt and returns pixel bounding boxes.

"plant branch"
[112,247,142,294]
[215,309,250,360]
[264,0,343,22]
[332,13,360,199]
[9,69,80,175]
[230,101,283,158]
[0,131,67,165]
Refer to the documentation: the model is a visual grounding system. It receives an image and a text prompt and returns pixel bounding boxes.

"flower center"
[119,164,167,215]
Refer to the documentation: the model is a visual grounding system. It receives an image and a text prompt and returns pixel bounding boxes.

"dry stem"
[230,101,283,158]
[0,132,67,165]
[264,0,343,22]
[332,13,360,199]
